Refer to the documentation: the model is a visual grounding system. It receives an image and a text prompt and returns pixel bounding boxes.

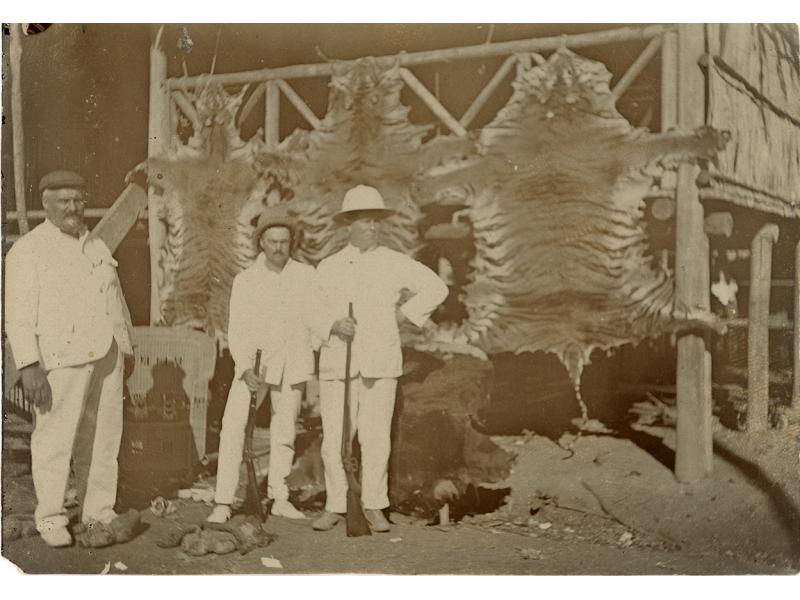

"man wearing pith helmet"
[4,170,135,547]
[309,185,448,533]
[208,204,315,523]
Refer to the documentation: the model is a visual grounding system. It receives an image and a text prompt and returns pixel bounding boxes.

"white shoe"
[270,500,306,520]
[39,525,72,548]
[206,504,232,523]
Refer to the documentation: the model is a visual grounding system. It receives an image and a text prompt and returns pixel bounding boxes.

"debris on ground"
[260,556,283,569]
[114,561,128,571]
[150,496,178,517]
[519,547,543,560]
[180,527,238,556]
[100,562,111,574]
[177,487,215,504]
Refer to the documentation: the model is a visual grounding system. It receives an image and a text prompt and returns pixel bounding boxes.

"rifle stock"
[243,349,265,522]
[342,303,372,537]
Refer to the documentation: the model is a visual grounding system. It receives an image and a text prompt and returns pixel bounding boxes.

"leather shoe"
[271,500,306,520]
[364,509,391,533]
[311,511,343,531]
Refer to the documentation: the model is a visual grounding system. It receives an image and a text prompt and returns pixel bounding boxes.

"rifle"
[341,302,372,537]
[243,349,265,522]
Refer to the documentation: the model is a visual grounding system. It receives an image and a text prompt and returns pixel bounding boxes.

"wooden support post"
[672,24,713,482]
[10,23,29,235]
[148,26,170,325]
[794,239,800,409]
[265,80,280,148]
[660,30,678,132]
[172,90,200,132]
[239,82,265,127]
[276,79,321,129]
[747,224,780,431]
[459,55,517,129]
[612,35,663,99]
[439,503,450,527]
[400,68,468,137]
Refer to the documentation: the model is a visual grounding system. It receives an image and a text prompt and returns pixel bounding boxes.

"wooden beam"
[148,26,169,325]
[238,82,265,126]
[172,90,200,131]
[794,239,800,409]
[91,184,148,254]
[746,224,780,431]
[459,55,517,129]
[265,80,280,148]
[660,30,678,132]
[612,35,663,99]
[10,23,29,235]
[169,24,672,90]
[673,24,713,483]
[400,68,468,137]
[276,79,321,129]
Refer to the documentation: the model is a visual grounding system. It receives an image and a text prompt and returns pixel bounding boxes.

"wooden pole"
[172,90,200,131]
[169,24,671,90]
[672,24,713,482]
[276,79,321,129]
[148,26,169,325]
[660,30,678,132]
[747,224,780,431]
[612,35,663,99]
[793,238,800,409]
[400,68,468,137]
[10,23,30,235]
[459,55,517,129]
[265,80,280,148]
[238,82,265,127]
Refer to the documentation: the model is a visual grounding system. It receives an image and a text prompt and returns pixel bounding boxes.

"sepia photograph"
[1,16,799,579]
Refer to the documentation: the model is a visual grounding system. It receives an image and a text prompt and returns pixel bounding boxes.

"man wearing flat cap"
[208,204,314,523]
[4,171,135,547]
[309,185,448,533]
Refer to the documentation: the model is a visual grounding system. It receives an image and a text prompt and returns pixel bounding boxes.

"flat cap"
[39,170,86,194]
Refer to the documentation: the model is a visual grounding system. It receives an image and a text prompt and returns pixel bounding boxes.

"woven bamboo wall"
[706,24,800,214]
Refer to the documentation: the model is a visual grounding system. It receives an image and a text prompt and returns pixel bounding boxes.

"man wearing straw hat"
[208,204,315,523]
[5,170,135,547]
[309,185,448,533]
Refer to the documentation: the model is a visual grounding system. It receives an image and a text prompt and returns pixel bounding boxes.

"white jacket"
[310,244,448,380]
[4,219,134,371]
[227,255,315,386]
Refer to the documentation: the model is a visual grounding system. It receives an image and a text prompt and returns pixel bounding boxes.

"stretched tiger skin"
[410,48,729,393]
[138,49,728,398]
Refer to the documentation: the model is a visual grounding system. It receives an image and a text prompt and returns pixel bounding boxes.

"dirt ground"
[3,413,799,575]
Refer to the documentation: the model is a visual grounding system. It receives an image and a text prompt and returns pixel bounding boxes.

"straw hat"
[333,185,395,223]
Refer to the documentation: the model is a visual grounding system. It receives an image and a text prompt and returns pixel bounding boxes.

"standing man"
[309,185,448,533]
[208,205,314,523]
[5,171,135,547]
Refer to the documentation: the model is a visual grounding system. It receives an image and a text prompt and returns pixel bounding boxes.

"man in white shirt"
[309,185,448,533]
[208,205,315,523]
[4,171,135,547]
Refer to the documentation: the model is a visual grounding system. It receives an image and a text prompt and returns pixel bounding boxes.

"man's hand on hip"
[20,363,52,413]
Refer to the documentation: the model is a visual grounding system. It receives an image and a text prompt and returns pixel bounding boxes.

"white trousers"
[319,376,397,513]
[214,377,303,504]
[31,340,123,530]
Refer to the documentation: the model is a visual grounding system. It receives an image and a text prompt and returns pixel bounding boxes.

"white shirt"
[5,219,133,371]
[311,244,448,380]
[227,255,315,386]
